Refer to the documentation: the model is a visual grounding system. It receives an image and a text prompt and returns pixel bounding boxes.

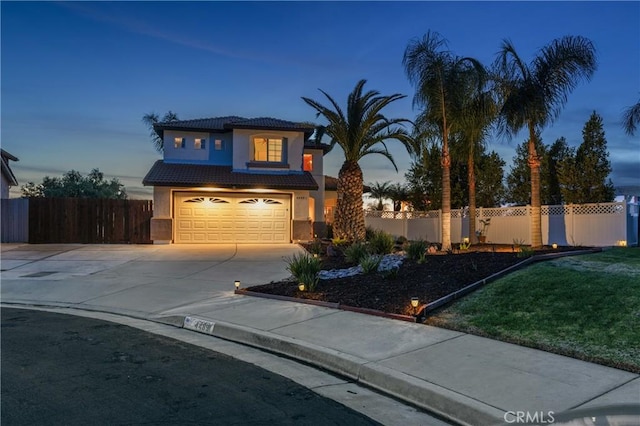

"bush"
[344,242,369,264]
[360,255,382,274]
[406,240,428,261]
[396,236,408,245]
[285,253,321,291]
[309,239,323,255]
[368,230,395,255]
[365,226,377,241]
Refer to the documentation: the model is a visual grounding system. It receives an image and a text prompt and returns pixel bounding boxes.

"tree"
[405,141,442,211]
[546,137,573,205]
[367,181,391,211]
[495,36,597,247]
[404,30,486,250]
[622,98,640,136]
[387,183,410,212]
[506,135,550,205]
[302,80,413,241]
[142,111,179,154]
[573,111,615,203]
[475,151,507,207]
[458,66,496,242]
[21,169,127,199]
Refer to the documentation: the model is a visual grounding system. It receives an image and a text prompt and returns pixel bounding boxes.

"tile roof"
[143,161,319,190]
[154,116,314,135]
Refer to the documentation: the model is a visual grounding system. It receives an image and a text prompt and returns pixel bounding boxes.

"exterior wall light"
[234,280,240,290]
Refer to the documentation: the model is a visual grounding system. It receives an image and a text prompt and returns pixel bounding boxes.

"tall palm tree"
[302,80,413,241]
[622,99,640,136]
[403,31,485,250]
[142,111,179,154]
[459,68,496,244]
[367,181,392,211]
[495,36,597,248]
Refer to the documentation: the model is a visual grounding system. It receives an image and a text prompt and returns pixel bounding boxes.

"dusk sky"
[2,1,639,199]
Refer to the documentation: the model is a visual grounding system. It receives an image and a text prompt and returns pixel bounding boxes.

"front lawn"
[427,248,640,373]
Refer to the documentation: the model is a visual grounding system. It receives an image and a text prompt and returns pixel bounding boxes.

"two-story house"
[142,116,331,244]
[1,149,19,199]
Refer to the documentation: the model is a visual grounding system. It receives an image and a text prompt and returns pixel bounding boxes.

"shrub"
[396,236,408,245]
[360,255,382,274]
[309,239,323,255]
[406,240,428,261]
[344,242,369,264]
[365,226,377,241]
[368,230,395,255]
[285,253,321,291]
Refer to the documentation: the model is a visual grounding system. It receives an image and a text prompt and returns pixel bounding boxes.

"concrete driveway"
[1,243,304,318]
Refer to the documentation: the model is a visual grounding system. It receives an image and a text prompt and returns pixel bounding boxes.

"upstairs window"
[303,154,313,171]
[174,137,185,149]
[194,138,206,150]
[253,137,283,162]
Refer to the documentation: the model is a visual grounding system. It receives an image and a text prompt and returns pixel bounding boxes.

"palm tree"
[459,68,496,244]
[142,111,179,153]
[302,80,413,241]
[367,181,392,211]
[622,99,640,136]
[387,182,410,212]
[494,36,597,248]
[403,31,485,250]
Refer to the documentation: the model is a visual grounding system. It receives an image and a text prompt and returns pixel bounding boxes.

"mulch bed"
[246,244,576,316]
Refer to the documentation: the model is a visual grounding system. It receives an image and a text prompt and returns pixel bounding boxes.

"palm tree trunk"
[528,125,543,248]
[441,140,452,251]
[468,147,477,244]
[335,160,366,241]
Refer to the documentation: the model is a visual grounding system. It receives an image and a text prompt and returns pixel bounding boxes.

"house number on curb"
[184,316,215,335]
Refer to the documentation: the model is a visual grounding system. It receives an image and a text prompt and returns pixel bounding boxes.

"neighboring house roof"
[153,116,315,139]
[143,161,319,190]
[324,176,371,193]
[1,149,19,186]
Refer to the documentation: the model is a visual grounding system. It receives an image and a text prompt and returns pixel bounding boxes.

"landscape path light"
[552,243,558,249]
[411,297,419,315]
[234,280,240,290]
[298,283,306,292]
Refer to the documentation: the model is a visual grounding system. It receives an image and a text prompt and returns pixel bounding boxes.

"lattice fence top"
[364,202,626,219]
[573,203,624,215]
[482,207,528,217]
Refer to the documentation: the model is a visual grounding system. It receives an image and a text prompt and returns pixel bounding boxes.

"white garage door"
[174,193,291,243]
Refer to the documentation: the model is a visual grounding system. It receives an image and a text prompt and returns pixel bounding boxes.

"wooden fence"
[1,198,29,243]
[28,198,153,244]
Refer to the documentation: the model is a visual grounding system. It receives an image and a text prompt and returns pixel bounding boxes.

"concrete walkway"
[2,244,638,425]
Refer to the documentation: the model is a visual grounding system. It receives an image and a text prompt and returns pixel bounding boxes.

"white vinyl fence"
[365,202,639,247]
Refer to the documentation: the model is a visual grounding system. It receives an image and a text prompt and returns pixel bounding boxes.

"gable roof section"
[153,116,315,138]
[143,161,318,190]
[1,149,19,186]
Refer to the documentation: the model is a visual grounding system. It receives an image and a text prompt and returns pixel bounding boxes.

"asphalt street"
[1,308,381,426]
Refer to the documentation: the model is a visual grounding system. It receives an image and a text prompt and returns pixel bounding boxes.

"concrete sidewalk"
[2,244,638,425]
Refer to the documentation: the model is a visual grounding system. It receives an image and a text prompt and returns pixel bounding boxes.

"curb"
[235,289,418,322]
[182,315,502,426]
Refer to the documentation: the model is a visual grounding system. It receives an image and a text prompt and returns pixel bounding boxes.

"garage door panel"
[175,193,291,243]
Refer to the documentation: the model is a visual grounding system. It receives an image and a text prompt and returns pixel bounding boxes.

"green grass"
[429,248,640,372]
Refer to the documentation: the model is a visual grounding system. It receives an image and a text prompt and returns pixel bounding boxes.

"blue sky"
[2,1,639,199]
